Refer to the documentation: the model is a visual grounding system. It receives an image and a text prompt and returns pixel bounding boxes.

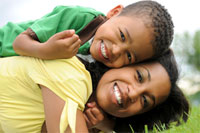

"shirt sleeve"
[28,57,92,133]
[29,6,103,43]
[60,98,77,133]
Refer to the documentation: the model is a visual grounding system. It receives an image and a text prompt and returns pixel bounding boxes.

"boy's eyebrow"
[132,50,138,63]
[125,28,138,63]
[125,28,133,44]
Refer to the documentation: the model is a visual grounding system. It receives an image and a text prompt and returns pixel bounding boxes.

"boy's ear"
[106,5,124,19]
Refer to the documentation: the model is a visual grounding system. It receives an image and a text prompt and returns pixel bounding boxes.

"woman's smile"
[96,62,171,117]
[113,82,123,107]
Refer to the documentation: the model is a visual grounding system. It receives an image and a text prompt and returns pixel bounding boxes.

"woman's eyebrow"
[141,66,155,107]
[148,93,156,107]
[141,66,151,81]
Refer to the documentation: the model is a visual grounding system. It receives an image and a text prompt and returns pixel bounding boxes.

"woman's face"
[96,62,171,118]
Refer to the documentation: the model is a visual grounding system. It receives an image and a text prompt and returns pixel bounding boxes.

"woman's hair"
[119,0,174,58]
[80,49,189,132]
[113,50,190,132]
[78,58,109,91]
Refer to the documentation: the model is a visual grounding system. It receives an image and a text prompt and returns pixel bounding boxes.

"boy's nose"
[112,44,126,57]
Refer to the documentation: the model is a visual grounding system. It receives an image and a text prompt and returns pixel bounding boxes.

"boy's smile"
[90,5,154,68]
[99,40,109,61]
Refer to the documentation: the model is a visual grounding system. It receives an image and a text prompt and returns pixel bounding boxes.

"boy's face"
[90,5,154,68]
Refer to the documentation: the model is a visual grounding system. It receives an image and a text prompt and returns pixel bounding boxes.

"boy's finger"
[83,114,93,128]
[72,45,80,55]
[55,30,75,39]
[62,34,80,44]
[91,107,104,121]
[71,39,81,50]
[85,108,98,125]
[87,101,97,108]
[66,29,75,34]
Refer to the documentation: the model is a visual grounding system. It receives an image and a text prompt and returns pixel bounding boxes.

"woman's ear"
[106,5,124,19]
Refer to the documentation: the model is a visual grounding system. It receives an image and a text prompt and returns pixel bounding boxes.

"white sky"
[0,0,200,34]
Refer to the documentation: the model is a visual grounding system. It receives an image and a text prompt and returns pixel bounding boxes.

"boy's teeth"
[101,42,108,59]
[114,84,122,105]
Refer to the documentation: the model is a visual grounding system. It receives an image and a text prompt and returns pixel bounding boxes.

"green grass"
[122,105,200,133]
[160,105,200,133]
[130,105,200,133]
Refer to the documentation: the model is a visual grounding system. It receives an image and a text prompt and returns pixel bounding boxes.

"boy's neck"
[76,54,96,63]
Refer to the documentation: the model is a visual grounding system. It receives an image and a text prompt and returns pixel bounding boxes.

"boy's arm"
[13,29,81,59]
[41,85,88,133]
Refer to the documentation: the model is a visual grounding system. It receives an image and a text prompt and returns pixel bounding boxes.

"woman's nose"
[128,86,145,102]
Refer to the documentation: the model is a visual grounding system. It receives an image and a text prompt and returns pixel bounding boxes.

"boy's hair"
[113,50,190,132]
[119,0,174,58]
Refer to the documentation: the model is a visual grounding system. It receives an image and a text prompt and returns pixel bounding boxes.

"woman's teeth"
[114,84,122,106]
[101,42,108,59]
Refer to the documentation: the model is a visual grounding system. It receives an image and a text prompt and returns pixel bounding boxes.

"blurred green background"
[173,30,200,106]
[1,0,200,132]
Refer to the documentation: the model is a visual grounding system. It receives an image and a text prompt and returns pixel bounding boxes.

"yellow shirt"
[0,56,92,133]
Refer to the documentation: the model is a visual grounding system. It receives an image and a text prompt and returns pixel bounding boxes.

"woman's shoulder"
[30,56,91,84]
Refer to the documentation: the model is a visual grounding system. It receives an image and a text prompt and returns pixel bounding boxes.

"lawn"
[161,105,200,133]
[133,105,200,133]
[120,97,200,133]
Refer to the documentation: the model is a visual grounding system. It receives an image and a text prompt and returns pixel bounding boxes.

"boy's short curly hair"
[119,0,174,58]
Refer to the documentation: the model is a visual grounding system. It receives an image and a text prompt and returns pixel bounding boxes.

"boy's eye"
[136,70,143,83]
[120,31,126,42]
[142,95,148,109]
[127,52,132,64]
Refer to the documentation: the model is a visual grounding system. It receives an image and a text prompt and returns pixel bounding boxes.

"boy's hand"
[84,101,115,132]
[40,30,81,59]
[84,102,104,129]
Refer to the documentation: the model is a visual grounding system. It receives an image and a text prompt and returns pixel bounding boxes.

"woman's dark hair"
[113,50,190,132]
[79,50,189,132]
[119,0,174,58]
[78,58,109,91]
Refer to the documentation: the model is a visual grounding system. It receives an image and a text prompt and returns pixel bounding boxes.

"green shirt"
[0,6,104,56]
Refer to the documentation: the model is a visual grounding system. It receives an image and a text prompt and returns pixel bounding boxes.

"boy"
[1,1,173,68]
[0,0,174,131]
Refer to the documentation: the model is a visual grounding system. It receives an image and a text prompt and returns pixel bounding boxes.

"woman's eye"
[136,70,143,83]
[127,52,132,64]
[120,31,125,42]
[142,95,148,109]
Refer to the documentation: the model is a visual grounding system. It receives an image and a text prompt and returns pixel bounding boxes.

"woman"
[0,50,189,133]
[84,50,189,132]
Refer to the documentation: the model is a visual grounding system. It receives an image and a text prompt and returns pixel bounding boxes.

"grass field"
[161,105,200,133]
[128,105,200,133]
[139,105,200,133]
[118,96,200,133]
